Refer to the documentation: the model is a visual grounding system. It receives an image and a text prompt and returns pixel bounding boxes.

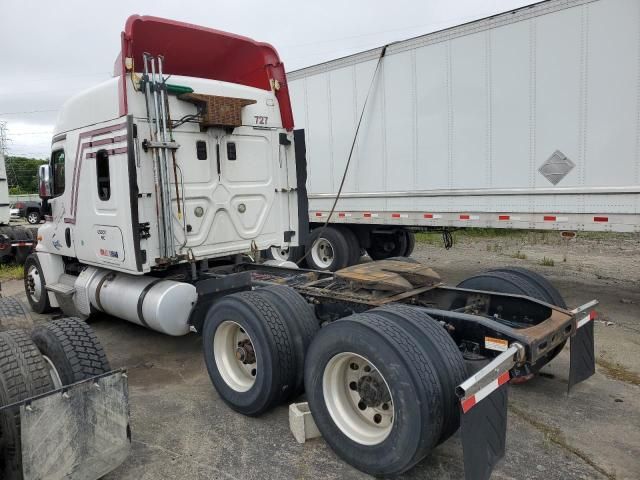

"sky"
[0,0,532,159]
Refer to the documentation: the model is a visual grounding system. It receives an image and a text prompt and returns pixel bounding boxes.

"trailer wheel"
[335,226,361,266]
[305,312,443,476]
[264,245,304,264]
[202,291,296,415]
[23,254,52,314]
[31,318,110,387]
[0,330,54,480]
[0,297,33,332]
[373,304,467,444]
[305,227,350,271]
[255,285,319,397]
[367,229,408,260]
[403,229,416,257]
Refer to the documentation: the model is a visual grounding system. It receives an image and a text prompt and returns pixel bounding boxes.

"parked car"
[9,204,21,220]
[12,201,43,224]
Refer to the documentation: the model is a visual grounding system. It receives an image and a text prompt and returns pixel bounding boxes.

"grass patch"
[539,257,555,266]
[511,251,527,260]
[0,264,23,281]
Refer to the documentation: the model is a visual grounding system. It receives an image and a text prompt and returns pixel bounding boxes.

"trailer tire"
[0,330,54,480]
[255,285,319,397]
[373,304,467,444]
[263,245,305,264]
[31,318,110,387]
[23,254,52,314]
[0,297,33,332]
[305,312,443,476]
[403,229,416,257]
[336,226,361,266]
[305,227,350,271]
[202,291,297,415]
[367,229,408,260]
[488,267,566,308]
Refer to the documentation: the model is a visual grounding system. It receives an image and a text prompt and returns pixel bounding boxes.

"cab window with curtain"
[51,150,65,197]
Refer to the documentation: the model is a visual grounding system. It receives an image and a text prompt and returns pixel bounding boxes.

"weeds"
[539,257,555,267]
[511,251,527,260]
[0,264,23,281]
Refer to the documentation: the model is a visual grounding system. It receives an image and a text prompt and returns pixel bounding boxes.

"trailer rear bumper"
[0,369,130,480]
[456,300,598,480]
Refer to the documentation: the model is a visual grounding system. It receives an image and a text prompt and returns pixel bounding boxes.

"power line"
[0,109,57,116]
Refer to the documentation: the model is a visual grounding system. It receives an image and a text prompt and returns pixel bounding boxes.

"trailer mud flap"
[460,385,509,480]
[569,312,596,390]
[19,370,130,480]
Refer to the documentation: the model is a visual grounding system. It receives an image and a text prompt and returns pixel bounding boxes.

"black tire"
[305,227,351,271]
[335,226,361,266]
[23,254,52,314]
[488,267,566,308]
[456,269,565,373]
[202,291,297,416]
[26,211,41,225]
[367,229,408,260]
[0,297,33,332]
[305,312,443,476]
[254,285,319,398]
[403,229,416,257]
[31,318,110,386]
[373,304,467,444]
[0,330,54,480]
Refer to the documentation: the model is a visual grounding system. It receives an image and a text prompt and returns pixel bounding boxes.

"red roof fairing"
[116,15,294,130]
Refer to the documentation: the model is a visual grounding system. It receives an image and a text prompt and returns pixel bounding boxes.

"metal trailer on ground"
[0,152,38,263]
[23,16,598,479]
[285,0,640,271]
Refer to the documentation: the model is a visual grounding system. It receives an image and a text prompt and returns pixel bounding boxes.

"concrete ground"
[3,232,639,479]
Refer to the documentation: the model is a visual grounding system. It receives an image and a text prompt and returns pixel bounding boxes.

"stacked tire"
[0,309,110,480]
[303,304,467,476]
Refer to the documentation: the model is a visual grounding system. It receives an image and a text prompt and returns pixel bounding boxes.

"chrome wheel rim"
[213,321,257,392]
[42,355,63,389]
[26,265,42,302]
[27,212,39,224]
[323,352,394,445]
[310,238,334,269]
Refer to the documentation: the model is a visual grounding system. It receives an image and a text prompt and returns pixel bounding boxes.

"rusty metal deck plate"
[335,260,441,292]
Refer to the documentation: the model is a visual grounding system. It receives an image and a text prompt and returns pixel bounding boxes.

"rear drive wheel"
[373,304,467,444]
[31,318,110,386]
[202,291,297,415]
[305,312,443,476]
[254,285,319,397]
[23,255,52,314]
[0,330,54,480]
[305,227,350,271]
[0,297,33,332]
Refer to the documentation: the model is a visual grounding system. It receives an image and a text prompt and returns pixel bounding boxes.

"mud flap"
[460,385,509,480]
[569,318,595,390]
[19,370,130,480]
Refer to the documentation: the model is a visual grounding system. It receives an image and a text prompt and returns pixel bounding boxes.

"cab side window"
[96,150,111,201]
[51,150,65,197]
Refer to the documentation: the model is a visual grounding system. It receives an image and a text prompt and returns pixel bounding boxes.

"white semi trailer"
[286,0,640,271]
[21,15,600,479]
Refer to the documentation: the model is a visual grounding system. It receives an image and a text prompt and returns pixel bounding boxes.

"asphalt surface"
[3,240,639,480]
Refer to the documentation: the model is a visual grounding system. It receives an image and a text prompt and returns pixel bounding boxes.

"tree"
[5,156,47,194]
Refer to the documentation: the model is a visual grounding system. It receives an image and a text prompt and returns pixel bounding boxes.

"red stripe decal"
[544,216,556,221]
[459,214,470,220]
[363,213,372,218]
[498,215,510,221]
[497,371,510,386]
[338,213,345,218]
[593,216,608,223]
[392,213,401,218]
[589,310,597,321]
[461,396,476,414]
[424,214,434,219]
[315,212,323,217]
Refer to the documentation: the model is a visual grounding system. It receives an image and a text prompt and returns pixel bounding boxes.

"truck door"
[218,128,293,248]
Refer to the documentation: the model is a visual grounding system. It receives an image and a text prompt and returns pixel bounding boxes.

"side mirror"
[38,164,53,199]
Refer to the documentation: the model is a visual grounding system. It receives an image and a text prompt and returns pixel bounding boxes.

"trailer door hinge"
[138,222,151,239]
